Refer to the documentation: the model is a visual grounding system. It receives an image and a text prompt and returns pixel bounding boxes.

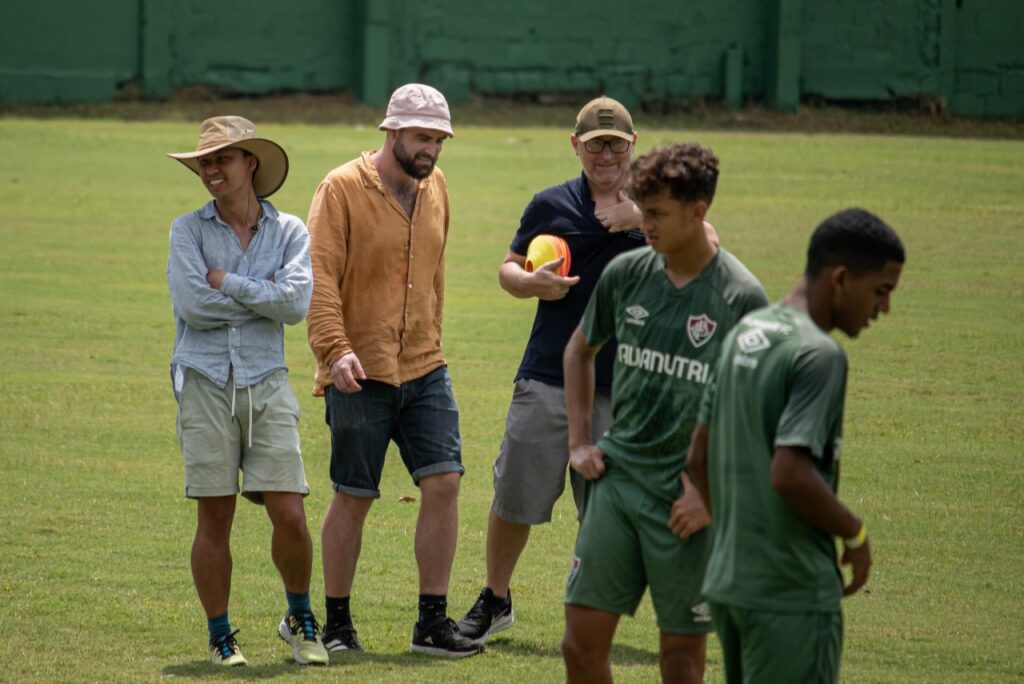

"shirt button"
[408,283,413,288]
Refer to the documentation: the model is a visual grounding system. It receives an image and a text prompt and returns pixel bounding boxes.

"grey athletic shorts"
[491,378,612,525]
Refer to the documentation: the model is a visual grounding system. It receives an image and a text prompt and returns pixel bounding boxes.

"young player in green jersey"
[561,143,768,684]
[685,208,905,683]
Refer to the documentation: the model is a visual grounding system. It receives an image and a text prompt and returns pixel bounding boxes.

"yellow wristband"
[844,522,868,550]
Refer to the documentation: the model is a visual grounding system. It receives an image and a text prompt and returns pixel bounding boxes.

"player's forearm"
[498,260,537,298]
[563,329,597,448]
[685,423,712,512]
[771,446,861,539]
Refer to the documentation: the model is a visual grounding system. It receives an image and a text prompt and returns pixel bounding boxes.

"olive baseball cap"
[574,96,635,142]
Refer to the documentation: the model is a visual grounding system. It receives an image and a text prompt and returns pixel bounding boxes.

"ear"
[570,134,581,157]
[828,265,849,295]
[692,200,709,222]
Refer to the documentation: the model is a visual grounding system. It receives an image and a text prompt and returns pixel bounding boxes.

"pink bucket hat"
[378,83,454,138]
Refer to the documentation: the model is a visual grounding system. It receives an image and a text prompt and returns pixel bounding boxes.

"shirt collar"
[198,199,279,225]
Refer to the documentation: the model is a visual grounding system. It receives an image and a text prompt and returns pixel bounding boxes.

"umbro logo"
[737,328,770,353]
[625,305,649,326]
[691,602,712,622]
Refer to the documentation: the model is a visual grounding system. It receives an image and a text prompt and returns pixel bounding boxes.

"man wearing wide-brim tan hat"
[306,84,481,658]
[165,115,327,667]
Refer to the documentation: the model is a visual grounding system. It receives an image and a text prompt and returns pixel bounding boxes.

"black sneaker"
[322,624,364,653]
[410,617,483,658]
[457,588,514,644]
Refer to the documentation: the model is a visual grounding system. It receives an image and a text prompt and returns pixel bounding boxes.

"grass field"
[0,113,1022,682]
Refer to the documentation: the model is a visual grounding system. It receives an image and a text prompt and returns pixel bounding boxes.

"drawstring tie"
[230,375,254,449]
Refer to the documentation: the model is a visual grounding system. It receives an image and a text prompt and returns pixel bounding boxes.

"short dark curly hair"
[805,208,906,277]
[626,143,719,206]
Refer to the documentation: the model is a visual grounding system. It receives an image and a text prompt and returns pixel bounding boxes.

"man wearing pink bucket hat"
[166,116,327,667]
[306,84,481,658]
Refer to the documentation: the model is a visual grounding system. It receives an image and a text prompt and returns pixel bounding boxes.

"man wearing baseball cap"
[166,116,327,666]
[306,84,481,658]
[456,97,721,647]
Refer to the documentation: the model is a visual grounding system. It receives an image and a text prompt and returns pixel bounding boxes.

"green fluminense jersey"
[581,246,767,503]
[700,302,848,613]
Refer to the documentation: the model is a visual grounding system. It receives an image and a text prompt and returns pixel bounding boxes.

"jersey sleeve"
[742,284,770,317]
[774,341,847,459]
[579,258,620,350]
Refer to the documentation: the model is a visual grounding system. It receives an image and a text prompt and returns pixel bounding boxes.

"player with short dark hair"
[685,208,905,683]
[561,143,767,683]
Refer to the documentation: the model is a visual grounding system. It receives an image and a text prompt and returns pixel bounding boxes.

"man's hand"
[530,258,580,301]
[595,191,642,233]
[569,443,606,481]
[331,352,366,393]
[668,472,710,539]
[841,538,872,597]
[206,269,228,290]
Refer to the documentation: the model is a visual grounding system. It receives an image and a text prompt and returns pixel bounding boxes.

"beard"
[393,138,436,179]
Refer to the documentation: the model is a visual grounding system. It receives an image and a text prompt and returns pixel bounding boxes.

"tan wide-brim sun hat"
[167,115,289,198]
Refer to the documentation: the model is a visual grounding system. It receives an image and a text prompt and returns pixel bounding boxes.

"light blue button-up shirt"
[167,199,312,389]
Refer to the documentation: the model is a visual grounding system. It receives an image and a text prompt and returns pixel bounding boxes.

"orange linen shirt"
[306,151,449,394]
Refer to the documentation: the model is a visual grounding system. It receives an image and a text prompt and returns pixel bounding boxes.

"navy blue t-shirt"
[509,173,646,394]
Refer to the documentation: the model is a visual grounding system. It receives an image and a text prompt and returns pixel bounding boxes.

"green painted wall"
[1,0,1020,117]
[0,0,356,104]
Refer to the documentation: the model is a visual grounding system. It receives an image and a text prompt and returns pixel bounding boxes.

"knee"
[266,496,311,537]
[561,631,592,670]
[660,636,706,682]
[419,471,461,500]
[274,506,310,537]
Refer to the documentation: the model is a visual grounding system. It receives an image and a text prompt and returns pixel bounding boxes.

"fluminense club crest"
[687,314,717,348]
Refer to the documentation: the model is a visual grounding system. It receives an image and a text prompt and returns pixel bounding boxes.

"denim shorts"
[324,365,464,498]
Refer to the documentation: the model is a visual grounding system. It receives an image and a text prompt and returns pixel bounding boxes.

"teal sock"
[286,590,312,616]
[207,611,232,643]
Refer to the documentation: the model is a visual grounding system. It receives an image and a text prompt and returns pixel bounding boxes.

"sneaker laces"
[294,612,320,642]
[212,629,241,658]
[466,596,492,623]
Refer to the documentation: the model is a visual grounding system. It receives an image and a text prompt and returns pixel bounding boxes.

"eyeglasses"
[583,137,631,154]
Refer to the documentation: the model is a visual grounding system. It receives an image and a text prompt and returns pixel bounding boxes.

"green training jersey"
[581,246,767,503]
[700,302,848,613]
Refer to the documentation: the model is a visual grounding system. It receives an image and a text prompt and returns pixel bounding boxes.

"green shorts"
[709,601,843,684]
[565,466,713,634]
[175,366,309,504]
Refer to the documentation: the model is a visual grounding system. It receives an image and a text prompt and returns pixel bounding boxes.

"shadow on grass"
[163,649,480,678]
[484,634,658,666]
